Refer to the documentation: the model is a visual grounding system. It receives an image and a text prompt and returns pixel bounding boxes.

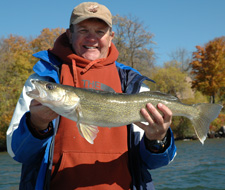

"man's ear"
[66,29,72,44]
[111,31,115,39]
[109,31,115,47]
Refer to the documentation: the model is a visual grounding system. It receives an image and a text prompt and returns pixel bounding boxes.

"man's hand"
[135,103,172,141]
[29,99,58,131]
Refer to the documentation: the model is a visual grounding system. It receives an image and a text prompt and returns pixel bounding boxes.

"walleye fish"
[27,80,223,144]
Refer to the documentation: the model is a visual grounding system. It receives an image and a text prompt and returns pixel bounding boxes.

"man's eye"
[79,29,88,33]
[97,31,105,35]
[46,84,55,90]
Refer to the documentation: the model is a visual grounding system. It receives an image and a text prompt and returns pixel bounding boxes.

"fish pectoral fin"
[75,104,83,122]
[78,123,99,144]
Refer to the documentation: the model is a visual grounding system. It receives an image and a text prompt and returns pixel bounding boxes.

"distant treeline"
[0,15,224,151]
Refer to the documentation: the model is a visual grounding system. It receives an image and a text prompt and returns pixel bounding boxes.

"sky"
[1,0,224,66]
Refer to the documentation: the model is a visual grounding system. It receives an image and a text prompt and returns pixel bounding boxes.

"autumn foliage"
[0,28,65,150]
[190,36,225,103]
[0,23,224,150]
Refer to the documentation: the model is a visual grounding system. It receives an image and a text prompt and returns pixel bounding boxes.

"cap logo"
[87,5,99,13]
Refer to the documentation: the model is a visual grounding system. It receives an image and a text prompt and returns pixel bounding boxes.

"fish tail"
[191,103,223,144]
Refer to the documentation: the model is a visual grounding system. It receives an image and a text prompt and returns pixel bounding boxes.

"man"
[7,2,176,190]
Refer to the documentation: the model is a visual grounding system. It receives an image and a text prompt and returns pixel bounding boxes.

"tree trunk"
[210,95,215,103]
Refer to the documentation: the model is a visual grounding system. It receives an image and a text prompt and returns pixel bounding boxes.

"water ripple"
[151,138,225,190]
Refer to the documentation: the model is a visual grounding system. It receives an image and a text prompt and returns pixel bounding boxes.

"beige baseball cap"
[70,2,112,27]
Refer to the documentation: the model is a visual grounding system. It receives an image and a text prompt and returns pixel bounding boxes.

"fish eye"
[46,83,55,90]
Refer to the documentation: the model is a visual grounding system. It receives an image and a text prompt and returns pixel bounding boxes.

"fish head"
[27,80,80,111]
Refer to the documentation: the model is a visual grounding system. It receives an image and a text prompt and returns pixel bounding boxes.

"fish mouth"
[27,80,47,98]
[27,89,40,98]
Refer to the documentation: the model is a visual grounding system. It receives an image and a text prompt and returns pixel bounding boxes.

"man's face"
[68,19,114,61]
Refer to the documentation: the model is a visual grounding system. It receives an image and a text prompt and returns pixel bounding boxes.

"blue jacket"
[7,50,177,190]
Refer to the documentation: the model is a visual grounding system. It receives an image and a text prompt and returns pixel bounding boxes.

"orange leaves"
[190,36,225,100]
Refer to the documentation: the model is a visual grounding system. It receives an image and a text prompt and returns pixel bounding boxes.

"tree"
[151,61,189,96]
[112,15,155,70]
[169,48,192,72]
[190,36,225,103]
[0,35,34,100]
[30,28,65,52]
[0,34,36,151]
[0,28,66,150]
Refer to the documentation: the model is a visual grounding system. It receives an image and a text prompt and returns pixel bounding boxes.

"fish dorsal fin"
[141,91,180,101]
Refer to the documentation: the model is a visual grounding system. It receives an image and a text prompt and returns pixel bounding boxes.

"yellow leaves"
[0,110,13,151]
[151,62,189,96]
[30,28,66,52]
[0,28,66,150]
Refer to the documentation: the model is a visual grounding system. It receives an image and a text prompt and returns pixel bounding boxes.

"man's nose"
[86,32,97,41]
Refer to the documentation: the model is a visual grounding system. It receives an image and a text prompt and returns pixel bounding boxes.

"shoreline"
[1,135,225,153]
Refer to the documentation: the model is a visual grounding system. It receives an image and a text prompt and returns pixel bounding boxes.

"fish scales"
[76,90,146,126]
[78,90,193,126]
[26,80,223,144]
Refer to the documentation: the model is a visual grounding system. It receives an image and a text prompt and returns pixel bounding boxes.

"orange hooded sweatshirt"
[48,33,131,190]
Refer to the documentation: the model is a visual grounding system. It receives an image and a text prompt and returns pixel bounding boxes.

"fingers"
[140,105,155,125]
[157,103,173,123]
[143,103,172,124]
[136,103,172,141]
[29,99,58,130]
[134,121,147,131]
[140,103,165,126]
[135,104,159,131]
[147,103,164,125]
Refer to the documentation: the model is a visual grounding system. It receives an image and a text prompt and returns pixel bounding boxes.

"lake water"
[0,152,21,190]
[151,138,225,190]
[0,138,225,190]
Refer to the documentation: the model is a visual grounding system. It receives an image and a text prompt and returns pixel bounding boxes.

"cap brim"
[71,15,112,27]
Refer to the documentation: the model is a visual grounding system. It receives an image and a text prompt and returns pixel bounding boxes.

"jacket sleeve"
[136,84,177,170]
[139,128,177,170]
[6,74,53,164]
